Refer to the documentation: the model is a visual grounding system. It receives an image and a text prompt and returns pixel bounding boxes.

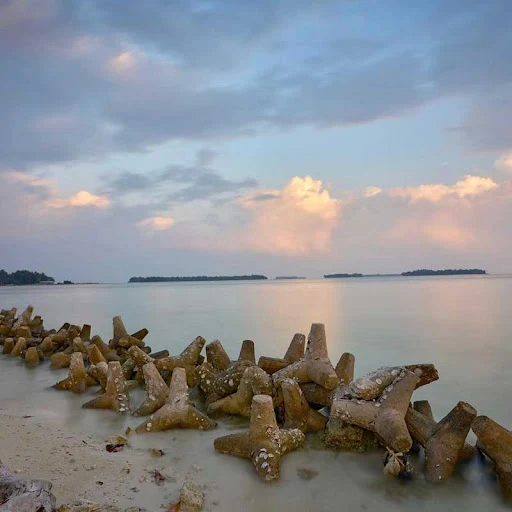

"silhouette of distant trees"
[401,269,486,276]
[0,269,55,285]
[324,273,363,278]
[129,275,268,283]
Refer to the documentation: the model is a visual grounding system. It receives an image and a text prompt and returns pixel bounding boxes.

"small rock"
[179,481,204,512]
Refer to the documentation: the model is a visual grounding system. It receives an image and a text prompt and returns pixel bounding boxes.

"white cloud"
[496,152,512,172]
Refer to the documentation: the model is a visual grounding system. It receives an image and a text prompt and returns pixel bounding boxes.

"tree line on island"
[0,269,75,286]
[0,269,55,286]
[325,269,486,278]
[129,275,268,283]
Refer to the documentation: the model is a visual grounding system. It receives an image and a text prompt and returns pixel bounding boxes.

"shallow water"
[1,276,511,511]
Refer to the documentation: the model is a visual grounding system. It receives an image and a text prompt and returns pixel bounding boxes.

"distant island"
[129,275,268,283]
[401,269,486,276]
[0,269,55,286]
[275,276,306,280]
[324,273,363,278]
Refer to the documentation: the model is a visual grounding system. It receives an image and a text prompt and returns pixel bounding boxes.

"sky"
[1,0,511,282]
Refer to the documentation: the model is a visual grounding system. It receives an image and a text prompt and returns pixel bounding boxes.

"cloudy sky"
[1,0,511,281]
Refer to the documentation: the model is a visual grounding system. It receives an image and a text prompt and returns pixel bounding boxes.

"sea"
[1,275,511,511]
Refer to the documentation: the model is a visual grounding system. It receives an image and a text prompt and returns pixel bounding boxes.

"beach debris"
[135,367,216,433]
[82,361,130,413]
[330,369,419,452]
[257,333,305,374]
[54,352,88,393]
[0,458,56,511]
[281,378,328,432]
[151,448,165,457]
[383,448,413,478]
[405,401,477,482]
[150,469,166,486]
[132,362,169,416]
[273,324,339,390]
[207,366,273,418]
[175,480,204,512]
[214,394,305,481]
[194,359,254,406]
[155,336,206,385]
[472,415,512,499]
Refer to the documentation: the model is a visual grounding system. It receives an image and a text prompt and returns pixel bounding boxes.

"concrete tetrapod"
[412,400,477,461]
[82,361,130,413]
[214,394,306,482]
[207,366,273,418]
[405,401,477,482]
[472,415,512,500]
[194,359,255,406]
[2,338,14,355]
[273,324,339,390]
[206,340,231,371]
[132,362,169,416]
[301,351,355,408]
[91,335,120,362]
[154,336,206,386]
[87,362,108,390]
[281,378,327,432]
[135,367,216,433]
[110,316,145,349]
[54,353,88,394]
[88,345,107,365]
[330,369,419,452]
[10,337,26,357]
[348,364,439,400]
[238,339,256,364]
[257,333,305,375]
[24,346,40,367]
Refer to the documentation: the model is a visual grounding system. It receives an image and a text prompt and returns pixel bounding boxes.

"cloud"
[136,216,175,232]
[389,175,498,203]
[105,153,258,202]
[47,190,110,209]
[496,152,512,172]
[237,176,341,254]
[5,1,512,170]
[364,186,382,198]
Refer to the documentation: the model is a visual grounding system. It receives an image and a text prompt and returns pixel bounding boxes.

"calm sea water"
[1,275,511,511]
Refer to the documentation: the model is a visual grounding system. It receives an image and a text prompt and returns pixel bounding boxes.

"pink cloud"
[47,190,110,209]
[136,216,175,232]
